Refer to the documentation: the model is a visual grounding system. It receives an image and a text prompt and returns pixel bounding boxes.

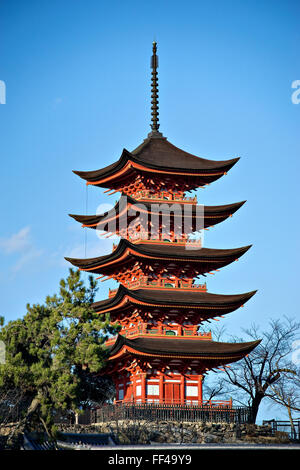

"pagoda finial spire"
[149,41,163,137]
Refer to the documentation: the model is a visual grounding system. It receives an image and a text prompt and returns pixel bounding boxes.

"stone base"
[57,421,290,445]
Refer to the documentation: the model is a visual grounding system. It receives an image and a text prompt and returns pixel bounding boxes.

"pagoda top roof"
[108,333,260,361]
[92,284,256,317]
[65,239,251,275]
[131,136,239,173]
[73,42,240,190]
[72,138,239,187]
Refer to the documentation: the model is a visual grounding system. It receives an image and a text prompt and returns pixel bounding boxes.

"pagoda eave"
[68,198,246,230]
[72,140,239,189]
[65,240,252,278]
[107,334,261,364]
[92,286,257,317]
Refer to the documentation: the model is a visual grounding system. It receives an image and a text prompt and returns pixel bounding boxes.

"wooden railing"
[109,278,207,296]
[125,277,207,291]
[134,190,197,204]
[113,237,202,249]
[95,402,252,424]
[263,419,300,441]
[114,398,232,407]
[105,328,212,346]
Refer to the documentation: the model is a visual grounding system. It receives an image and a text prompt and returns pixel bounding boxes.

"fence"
[0,403,252,427]
[94,402,252,424]
[263,419,300,441]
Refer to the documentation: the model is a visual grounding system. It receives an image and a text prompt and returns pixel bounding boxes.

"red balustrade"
[114,398,232,407]
[105,327,212,347]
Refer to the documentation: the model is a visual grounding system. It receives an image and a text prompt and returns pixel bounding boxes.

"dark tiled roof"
[65,239,251,275]
[73,137,239,183]
[59,432,116,447]
[92,285,256,314]
[131,137,239,172]
[109,334,260,359]
[68,195,245,228]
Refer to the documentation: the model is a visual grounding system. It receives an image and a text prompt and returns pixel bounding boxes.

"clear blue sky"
[0,0,299,422]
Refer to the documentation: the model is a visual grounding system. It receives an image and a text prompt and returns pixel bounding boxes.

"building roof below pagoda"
[108,333,260,361]
[72,136,239,188]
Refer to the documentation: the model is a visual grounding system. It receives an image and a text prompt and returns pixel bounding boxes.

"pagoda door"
[124,383,134,402]
[164,382,181,404]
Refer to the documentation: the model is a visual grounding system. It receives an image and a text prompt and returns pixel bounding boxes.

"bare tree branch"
[205,317,300,423]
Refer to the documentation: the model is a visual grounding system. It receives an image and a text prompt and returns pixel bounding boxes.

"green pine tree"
[0,269,119,441]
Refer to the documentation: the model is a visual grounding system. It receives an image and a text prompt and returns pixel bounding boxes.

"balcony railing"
[108,277,207,296]
[113,237,202,249]
[127,234,202,245]
[105,328,212,347]
[134,190,197,204]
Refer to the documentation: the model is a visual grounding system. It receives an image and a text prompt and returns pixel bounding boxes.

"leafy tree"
[0,268,119,441]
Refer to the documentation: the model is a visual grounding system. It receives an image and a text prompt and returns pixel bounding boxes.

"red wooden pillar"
[132,374,136,403]
[114,378,118,403]
[159,373,164,404]
[180,375,185,404]
[141,373,146,403]
[198,375,203,405]
[123,376,127,402]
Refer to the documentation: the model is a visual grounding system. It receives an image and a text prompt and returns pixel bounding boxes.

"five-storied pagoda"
[66,42,259,406]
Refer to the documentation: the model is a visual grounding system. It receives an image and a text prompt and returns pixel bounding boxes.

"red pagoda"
[66,42,259,407]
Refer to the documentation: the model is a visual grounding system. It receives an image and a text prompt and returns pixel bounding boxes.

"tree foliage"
[0,269,119,438]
